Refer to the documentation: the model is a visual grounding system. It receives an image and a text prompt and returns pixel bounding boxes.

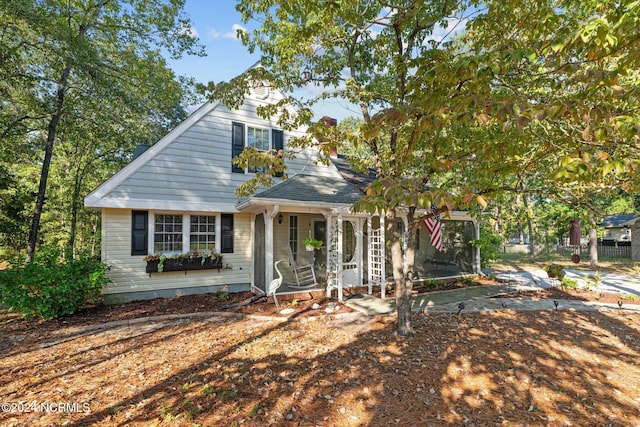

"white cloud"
[207,24,247,40]
[207,28,221,39]
[178,23,199,38]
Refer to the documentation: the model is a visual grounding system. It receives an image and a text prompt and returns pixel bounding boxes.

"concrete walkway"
[344,271,640,316]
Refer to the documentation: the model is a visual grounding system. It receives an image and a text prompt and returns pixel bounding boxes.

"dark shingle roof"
[601,214,639,227]
[253,173,363,205]
[250,156,378,206]
[330,155,376,192]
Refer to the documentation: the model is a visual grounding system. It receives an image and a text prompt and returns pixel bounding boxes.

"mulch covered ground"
[1,281,640,426]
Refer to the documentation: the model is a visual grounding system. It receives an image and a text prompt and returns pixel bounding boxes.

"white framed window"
[147,213,232,255]
[247,127,270,151]
[247,126,270,173]
[232,122,284,176]
[154,214,183,253]
[190,215,216,251]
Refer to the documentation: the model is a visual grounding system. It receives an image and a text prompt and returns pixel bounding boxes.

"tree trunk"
[67,162,86,254]
[522,194,535,261]
[26,64,72,263]
[518,223,524,245]
[589,213,598,267]
[91,215,99,257]
[403,207,418,334]
[495,205,503,235]
[387,208,414,337]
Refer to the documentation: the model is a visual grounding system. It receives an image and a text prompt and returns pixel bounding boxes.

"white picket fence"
[556,244,631,259]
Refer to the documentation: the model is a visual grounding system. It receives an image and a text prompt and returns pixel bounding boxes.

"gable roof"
[84,101,221,208]
[236,156,374,211]
[254,172,362,204]
[602,214,640,228]
[84,61,302,211]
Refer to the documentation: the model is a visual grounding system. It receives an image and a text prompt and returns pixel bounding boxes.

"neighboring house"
[601,214,638,242]
[85,72,480,304]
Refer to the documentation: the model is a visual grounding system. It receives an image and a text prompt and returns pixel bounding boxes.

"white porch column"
[354,217,363,291]
[473,219,481,274]
[337,214,343,302]
[380,214,386,299]
[323,213,332,299]
[264,205,279,288]
[367,217,372,295]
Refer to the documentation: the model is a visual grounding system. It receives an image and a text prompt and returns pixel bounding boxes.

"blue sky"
[166,0,359,120]
[168,1,258,85]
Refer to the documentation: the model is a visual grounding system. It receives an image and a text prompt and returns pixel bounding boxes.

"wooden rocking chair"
[287,247,318,289]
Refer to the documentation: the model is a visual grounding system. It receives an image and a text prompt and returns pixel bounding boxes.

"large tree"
[212,0,477,337]
[450,0,640,267]
[208,0,640,336]
[0,0,202,261]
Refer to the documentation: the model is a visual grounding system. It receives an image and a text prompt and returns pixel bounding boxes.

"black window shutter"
[221,214,234,253]
[231,122,245,173]
[272,129,284,177]
[131,210,148,256]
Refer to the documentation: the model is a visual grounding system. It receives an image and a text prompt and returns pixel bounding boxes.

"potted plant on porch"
[303,236,323,252]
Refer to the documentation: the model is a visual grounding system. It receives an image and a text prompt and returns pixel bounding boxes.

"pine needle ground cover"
[1,305,639,426]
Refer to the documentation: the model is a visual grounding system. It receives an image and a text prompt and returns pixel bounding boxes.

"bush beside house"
[0,247,110,319]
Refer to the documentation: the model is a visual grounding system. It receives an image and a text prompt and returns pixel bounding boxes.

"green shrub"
[561,277,579,290]
[544,263,566,279]
[471,228,502,269]
[424,278,439,289]
[0,246,110,319]
[460,276,475,286]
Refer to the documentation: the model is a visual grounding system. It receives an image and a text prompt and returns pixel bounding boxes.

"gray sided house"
[601,214,638,242]
[85,84,480,304]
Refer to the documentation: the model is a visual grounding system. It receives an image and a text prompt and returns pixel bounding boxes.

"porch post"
[632,220,640,261]
[355,218,363,291]
[337,214,343,302]
[324,213,332,298]
[380,214,386,299]
[367,217,372,295]
[473,219,482,273]
[264,205,279,289]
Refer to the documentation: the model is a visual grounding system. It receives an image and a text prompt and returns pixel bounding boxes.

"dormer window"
[231,122,284,176]
[248,127,270,150]
[247,127,270,173]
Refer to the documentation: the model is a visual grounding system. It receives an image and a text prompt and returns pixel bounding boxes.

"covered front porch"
[240,208,480,303]
[241,203,386,301]
[236,172,480,302]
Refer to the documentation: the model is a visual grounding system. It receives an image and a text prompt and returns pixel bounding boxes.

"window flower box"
[144,253,223,274]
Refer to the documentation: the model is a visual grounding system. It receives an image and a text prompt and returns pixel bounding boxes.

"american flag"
[423,205,443,251]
